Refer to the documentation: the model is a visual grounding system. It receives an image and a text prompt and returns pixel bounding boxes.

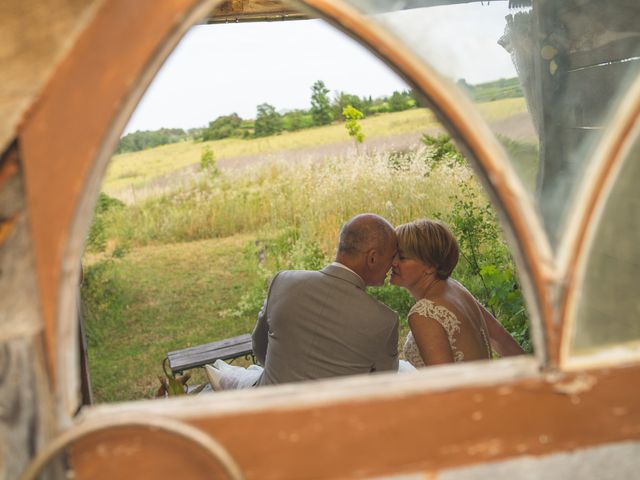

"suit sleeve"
[375,314,399,372]
[251,272,281,365]
[251,298,269,365]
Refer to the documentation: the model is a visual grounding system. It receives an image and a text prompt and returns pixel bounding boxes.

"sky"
[124,2,518,134]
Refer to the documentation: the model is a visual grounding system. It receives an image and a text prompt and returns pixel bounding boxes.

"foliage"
[388,90,416,112]
[231,228,330,320]
[86,193,125,252]
[200,113,243,141]
[116,128,188,154]
[105,99,527,194]
[113,78,521,156]
[342,105,365,144]
[310,80,334,126]
[200,145,219,177]
[426,136,532,353]
[333,92,367,119]
[422,134,466,170]
[254,103,283,137]
[282,109,314,132]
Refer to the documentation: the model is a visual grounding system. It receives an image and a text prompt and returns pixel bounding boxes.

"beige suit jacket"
[252,264,399,386]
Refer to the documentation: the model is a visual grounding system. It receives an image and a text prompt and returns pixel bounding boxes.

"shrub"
[343,105,365,144]
[86,193,125,252]
[200,113,243,141]
[254,103,283,137]
[200,145,219,177]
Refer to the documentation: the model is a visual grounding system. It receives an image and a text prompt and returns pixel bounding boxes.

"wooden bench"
[166,333,254,375]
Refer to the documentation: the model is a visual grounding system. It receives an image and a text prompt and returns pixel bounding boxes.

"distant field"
[104,98,528,193]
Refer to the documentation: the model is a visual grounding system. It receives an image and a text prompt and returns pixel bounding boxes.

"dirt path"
[217,129,435,170]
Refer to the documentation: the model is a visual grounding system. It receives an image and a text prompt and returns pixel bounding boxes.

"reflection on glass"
[571,131,640,354]
[344,0,640,245]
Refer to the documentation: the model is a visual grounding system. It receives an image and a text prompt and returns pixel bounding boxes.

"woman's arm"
[479,304,525,357]
[409,312,454,365]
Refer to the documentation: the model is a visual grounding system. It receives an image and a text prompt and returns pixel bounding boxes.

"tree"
[116,128,187,153]
[282,109,313,132]
[388,90,414,112]
[201,113,243,141]
[333,91,365,119]
[200,145,219,177]
[254,103,283,137]
[343,105,365,145]
[310,80,333,126]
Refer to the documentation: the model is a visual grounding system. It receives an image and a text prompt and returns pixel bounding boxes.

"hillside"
[105,98,530,197]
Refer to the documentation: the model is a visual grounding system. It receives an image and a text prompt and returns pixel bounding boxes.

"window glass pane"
[570,131,640,354]
[343,0,640,245]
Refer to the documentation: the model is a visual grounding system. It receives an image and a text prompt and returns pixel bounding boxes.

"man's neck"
[334,257,367,285]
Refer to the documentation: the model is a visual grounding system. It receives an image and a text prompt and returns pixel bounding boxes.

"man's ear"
[366,249,378,267]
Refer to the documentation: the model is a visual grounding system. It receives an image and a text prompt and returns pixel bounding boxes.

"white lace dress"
[403,298,490,367]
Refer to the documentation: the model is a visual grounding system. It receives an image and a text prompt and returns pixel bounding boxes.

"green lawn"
[83,234,259,402]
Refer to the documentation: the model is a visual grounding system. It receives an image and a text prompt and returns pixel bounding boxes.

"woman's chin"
[389,275,402,287]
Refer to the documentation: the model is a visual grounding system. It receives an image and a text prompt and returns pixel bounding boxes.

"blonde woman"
[390,219,524,367]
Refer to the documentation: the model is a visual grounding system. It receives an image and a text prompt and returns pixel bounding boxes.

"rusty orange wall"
[18,0,201,381]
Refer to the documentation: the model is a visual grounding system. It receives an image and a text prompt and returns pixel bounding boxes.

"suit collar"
[321,263,366,290]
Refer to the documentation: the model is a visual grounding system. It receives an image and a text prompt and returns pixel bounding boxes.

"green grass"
[104,98,527,193]
[83,234,259,402]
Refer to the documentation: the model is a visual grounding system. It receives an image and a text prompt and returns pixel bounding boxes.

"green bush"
[86,193,125,252]
[200,145,219,177]
[343,105,365,144]
[231,228,330,319]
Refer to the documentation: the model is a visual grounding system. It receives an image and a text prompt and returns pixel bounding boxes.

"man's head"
[336,213,397,287]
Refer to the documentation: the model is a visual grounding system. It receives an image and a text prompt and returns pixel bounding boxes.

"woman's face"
[389,250,428,289]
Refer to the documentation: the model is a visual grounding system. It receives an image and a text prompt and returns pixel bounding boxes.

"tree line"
[117,77,523,154]
[116,80,417,153]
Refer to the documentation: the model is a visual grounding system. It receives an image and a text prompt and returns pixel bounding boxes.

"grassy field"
[83,234,260,401]
[83,99,534,403]
[104,98,528,193]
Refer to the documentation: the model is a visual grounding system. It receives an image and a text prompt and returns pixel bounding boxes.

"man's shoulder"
[274,269,321,282]
[363,293,399,320]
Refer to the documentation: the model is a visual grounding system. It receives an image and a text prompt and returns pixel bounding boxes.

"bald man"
[252,213,399,386]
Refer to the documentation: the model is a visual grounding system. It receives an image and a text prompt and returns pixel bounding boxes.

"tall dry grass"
[102,146,478,254]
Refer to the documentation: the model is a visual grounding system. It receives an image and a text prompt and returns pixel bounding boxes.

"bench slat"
[167,333,253,373]
[168,336,253,358]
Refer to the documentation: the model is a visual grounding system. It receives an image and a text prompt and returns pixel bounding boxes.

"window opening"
[80,7,532,404]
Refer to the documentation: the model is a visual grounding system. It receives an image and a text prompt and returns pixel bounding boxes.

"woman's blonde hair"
[395,219,459,279]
